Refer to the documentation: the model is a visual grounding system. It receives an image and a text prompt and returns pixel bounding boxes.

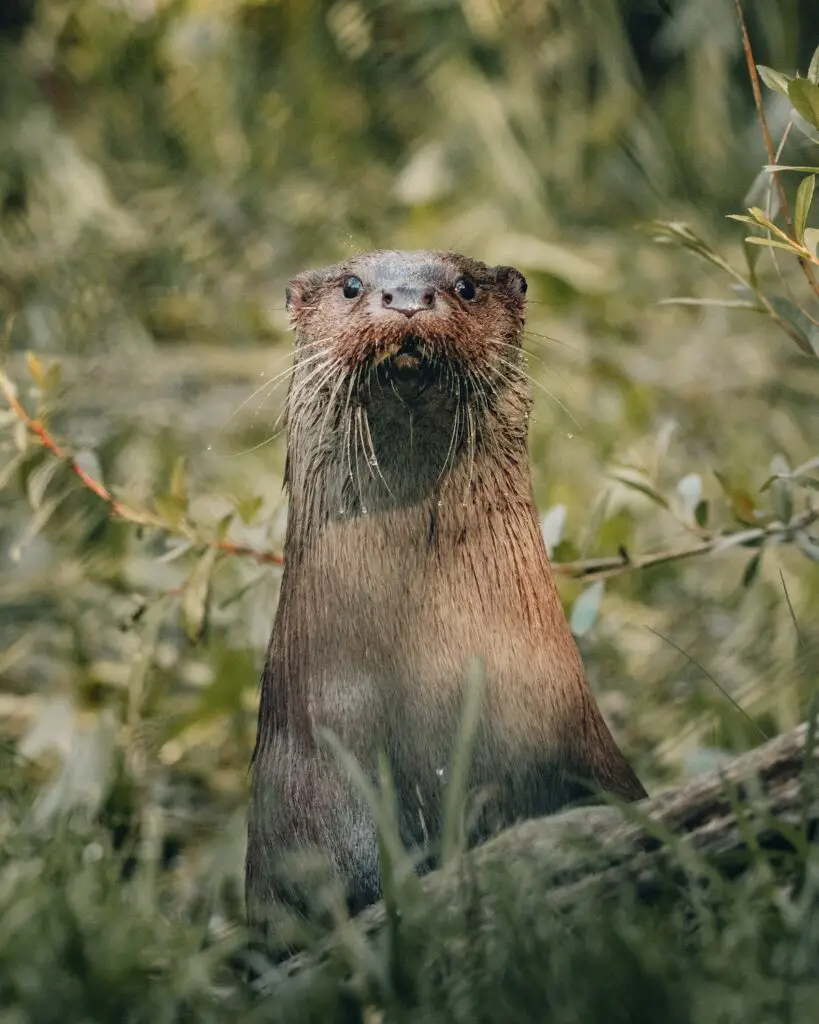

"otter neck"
[284,370,533,552]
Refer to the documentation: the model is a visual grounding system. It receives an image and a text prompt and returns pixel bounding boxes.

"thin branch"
[733,0,819,300]
[0,370,283,566]
[551,510,818,581]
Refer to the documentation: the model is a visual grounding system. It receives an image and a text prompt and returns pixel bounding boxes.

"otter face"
[283,250,531,508]
[285,249,527,391]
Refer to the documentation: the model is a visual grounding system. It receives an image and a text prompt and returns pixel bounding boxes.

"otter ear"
[285,271,322,315]
[495,265,528,298]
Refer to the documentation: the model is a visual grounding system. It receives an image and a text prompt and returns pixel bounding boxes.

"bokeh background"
[1,0,818,964]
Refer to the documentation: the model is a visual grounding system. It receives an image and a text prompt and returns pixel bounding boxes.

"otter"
[246,249,646,936]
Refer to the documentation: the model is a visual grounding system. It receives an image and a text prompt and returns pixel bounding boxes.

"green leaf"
[763,165,819,173]
[570,580,605,637]
[769,296,819,356]
[170,456,188,505]
[154,494,186,527]
[657,297,757,310]
[713,470,759,525]
[741,551,763,588]
[742,238,762,285]
[769,453,793,524]
[744,237,803,255]
[41,361,62,392]
[809,45,819,86]
[745,207,791,238]
[695,499,710,528]
[805,227,819,259]
[726,214,761,226]
[790,114,819,145]
[788,78,819,130]
[26,352,44,386]
[609,468,670,510]
[180,546,219,642]
[794,175,815,244]
[25,457,62,510]
[756,65,791,96]
[235,494,264,524]
[0,451,25,491]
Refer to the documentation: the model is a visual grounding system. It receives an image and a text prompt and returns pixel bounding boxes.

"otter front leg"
[245,746,382,941]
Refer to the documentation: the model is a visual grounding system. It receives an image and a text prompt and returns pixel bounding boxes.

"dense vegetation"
[1,1,818,1020]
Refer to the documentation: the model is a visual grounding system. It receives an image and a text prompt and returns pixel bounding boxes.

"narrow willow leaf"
[25,457,62,510]
[10,496,64,561]
[26,352,44,386]
[741,552,763,588]
[570,580,605,637]
[771,478,793,525]
[790,111,819,145]
[610,468,670,510]
[154,494,186,527]
[756,65,791,96]
[0,451,25,491]
[794,175,815,243]
[41,361,62,392]
[763,165,819,173]
[809,45,819,86]
[744,237,803,255]
[742,237,761,285]
[170,456,188,505]
[788,79,819,130]
[236,494,264,524]
[657,298,757,309]
[181,546,219,641]
[695,499,710,528]
[746,207,791,237]
[769,296,819,355]
[713,471,758,525]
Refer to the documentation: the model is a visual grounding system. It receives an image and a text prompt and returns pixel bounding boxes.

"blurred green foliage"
[1,0,819,1018]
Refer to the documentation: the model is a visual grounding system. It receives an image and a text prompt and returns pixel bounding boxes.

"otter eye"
[342,276,363,299]
[454,277,476,301]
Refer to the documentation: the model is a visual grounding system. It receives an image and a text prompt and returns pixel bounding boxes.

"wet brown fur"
[246,249,647,938]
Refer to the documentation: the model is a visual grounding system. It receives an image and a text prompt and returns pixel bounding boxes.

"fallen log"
[255,720,816,996]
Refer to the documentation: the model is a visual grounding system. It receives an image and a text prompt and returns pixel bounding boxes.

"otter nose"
[381,285,435,317]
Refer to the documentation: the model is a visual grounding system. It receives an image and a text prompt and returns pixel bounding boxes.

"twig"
[551,510,818,581]
[0,370,283,566]
[2,370,816,582]
[733,0,819,301]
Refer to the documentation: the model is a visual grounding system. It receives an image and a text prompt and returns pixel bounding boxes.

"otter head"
[283,250,531,514]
